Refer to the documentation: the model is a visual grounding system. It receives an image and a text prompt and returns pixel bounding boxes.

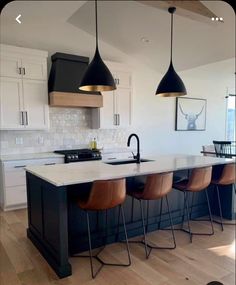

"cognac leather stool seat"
[74,178,131,279]
[173,166,213,242]
[211,163,236,230]
[128,172,176,259]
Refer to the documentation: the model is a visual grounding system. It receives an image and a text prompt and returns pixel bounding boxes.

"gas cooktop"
[54,148,101,163]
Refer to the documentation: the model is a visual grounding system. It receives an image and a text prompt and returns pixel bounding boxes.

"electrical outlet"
[15,137,23,145]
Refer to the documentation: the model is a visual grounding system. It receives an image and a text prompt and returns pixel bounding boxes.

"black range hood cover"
[48,52,101,95]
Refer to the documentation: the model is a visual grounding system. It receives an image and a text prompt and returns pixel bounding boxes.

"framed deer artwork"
[175,97,206,131]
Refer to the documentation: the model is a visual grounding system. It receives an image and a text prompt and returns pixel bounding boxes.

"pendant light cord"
[170,12,173,63]
[95,0,98,48]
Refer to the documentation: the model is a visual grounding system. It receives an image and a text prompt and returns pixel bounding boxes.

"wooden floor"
[0,209,235,285]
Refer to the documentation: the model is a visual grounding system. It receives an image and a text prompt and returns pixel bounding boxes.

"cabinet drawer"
[5,186,27,206]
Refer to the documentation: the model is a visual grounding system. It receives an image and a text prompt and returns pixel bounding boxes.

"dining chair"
[213,140,232,158]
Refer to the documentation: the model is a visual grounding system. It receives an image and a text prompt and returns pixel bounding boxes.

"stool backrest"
[141,172,173,200]
[85,178,126,210]
[213,140,232,158]
[218,163,235,185]
[187,166,212,192]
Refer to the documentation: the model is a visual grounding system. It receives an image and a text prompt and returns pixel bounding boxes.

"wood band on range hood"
[49,92,103,108]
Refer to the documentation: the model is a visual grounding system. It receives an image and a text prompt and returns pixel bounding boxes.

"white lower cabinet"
[0,156,64,211]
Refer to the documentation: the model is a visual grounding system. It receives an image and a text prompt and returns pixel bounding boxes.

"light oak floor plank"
[0,209,235,285]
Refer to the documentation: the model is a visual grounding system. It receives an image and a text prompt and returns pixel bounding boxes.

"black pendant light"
[79,0,116,92]
[156,7,187,97]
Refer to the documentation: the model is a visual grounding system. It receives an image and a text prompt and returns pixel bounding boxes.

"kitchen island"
[25,154,235,278]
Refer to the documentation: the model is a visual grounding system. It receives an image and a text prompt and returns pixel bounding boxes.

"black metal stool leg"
[215,185,224,231]
[205,189,214,235]
[165,196,176,249]
[140,199,150,258]
[73,206,131,279]
[86,211,103,279]
[158,197,163,230]
[181,192,187,230]
[120,205,131,266]
[211,184,236,227]
[146,200,150,232]
[131,197,134,223]
[184,191,193,243]
[180,189,215,240]
[116,205,121,242]
[190,192,195,220]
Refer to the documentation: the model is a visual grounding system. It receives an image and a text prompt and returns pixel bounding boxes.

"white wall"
[128,58,234,156]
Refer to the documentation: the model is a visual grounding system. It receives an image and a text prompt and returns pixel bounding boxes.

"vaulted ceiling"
[68,0,235,72]
[1,1,235,73]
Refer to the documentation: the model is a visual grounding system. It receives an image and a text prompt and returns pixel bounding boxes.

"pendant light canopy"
[79,0,116,92]
[156,7,187,97]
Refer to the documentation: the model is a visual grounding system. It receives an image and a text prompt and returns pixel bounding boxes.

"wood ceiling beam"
[136,1,220,23]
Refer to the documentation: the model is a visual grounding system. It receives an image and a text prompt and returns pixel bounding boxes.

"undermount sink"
[104,159,154,165]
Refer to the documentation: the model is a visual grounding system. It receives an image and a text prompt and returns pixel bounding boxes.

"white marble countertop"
[0,152,64,162]
[25,154,234,187]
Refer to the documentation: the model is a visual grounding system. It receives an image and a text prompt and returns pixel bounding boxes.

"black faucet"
[127,133,140,164]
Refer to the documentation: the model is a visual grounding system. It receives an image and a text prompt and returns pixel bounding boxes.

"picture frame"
[175,97,207,131]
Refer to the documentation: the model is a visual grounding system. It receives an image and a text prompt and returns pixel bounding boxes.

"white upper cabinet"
[0,55,22,78]
[21,57,47,80]
[0,44,49,130]
[0,77,24,129]
[22,79,49,129]
[91,61,132,129]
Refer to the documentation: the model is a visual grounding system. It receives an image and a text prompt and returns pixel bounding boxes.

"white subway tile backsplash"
[0,107,130,155]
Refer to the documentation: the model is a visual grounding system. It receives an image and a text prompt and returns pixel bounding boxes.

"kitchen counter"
[26,154,233,186]
[0,152,64,161]
[25,154,235,278]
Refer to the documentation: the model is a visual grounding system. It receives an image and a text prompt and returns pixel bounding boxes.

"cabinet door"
[23,79,49,129]
[114,70,131,89]
[116,88,131,128]
[0,77,24,129]
[0,54,22,78]
[22,57,47,80]
[100,91,116,128]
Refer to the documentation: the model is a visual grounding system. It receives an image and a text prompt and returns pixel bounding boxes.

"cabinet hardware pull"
[14,165,26,168]
[18,67,22,75]
[117,114,120,125]
[44,163,56,165]
[107,157,117,160]
[24,111,28,125]
[117,78,120,85]
[20,111,24,125]
[23,67,26,75]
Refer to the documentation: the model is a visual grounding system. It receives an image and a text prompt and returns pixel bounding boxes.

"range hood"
[48,53,103,108]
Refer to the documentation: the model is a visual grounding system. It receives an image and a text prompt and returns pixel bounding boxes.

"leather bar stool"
[173,166,213,242]
[128,172,176,259]
[211,163,236,230]
[74,178,131,279]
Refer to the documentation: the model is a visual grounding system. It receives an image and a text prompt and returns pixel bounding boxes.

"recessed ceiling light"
[219,17,223,21]
[141,37,150,43]
[211,17,215,21]
[215,17,219,21]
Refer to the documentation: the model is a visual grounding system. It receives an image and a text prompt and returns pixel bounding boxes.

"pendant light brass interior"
[79,0,116,92]
[156,7,187,97]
